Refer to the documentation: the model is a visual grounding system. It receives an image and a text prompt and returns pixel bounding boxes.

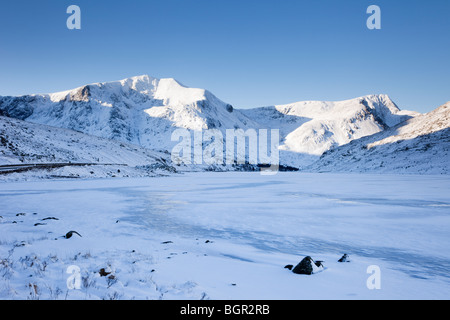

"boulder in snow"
[292,256,324,275]
[338,254,351,262]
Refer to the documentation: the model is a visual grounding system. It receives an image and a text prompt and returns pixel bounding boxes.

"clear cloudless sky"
[0,0,449,113]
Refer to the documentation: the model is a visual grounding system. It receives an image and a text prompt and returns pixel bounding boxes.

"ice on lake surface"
[119,172,450,279]
[1,172,449,299]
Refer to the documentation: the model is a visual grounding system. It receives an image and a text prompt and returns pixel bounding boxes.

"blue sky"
[0,0,449,113]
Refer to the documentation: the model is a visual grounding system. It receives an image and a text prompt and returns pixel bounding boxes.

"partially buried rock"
[284,265,294,271]
[41,217,59,221]
[292,256,324,275]
[338,254,350,263]
[315,260,324,268]
[65,231,82,239]
[99,268,111,277]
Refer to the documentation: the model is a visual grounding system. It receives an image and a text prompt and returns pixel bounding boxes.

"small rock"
[14,241,27,247]
[16,213,26,217]
[161,241,173,244]
[292,256,324,275]
[284,265,294,270]
[99,268,111,277]
[34,223,47,226]
[338,254,350,263]
[41,217,59,221]
[315,260,324,267]
[65,231,82,239]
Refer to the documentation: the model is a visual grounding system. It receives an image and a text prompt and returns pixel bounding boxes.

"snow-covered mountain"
[0,75,418,169]
[0,75,257,152]
[242,94,416,167]
[0,115,175,179]
[307,102,450,174]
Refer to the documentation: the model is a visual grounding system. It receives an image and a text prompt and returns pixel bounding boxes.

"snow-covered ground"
[1,172,449,300]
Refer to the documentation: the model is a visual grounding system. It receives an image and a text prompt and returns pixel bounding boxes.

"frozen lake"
[122,172,450,279]
[1,172,449,299]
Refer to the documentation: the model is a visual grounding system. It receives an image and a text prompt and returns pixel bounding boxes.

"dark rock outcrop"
[292,256,324,275]
[338,254,350,262]
[65,231,82,239]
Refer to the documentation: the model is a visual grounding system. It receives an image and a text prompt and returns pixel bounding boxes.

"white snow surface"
[1,172,449,300]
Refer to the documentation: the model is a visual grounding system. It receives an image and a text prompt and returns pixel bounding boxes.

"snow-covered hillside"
[242,94,416,167]
[0,115,175,180]
[0,75,416,169]
[307,102,450,174]
[0,75,257,152]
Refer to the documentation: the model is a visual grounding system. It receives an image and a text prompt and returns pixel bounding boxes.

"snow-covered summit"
[48,75,208,107]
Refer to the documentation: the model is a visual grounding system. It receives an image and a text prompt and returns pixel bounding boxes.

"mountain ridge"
[0,75,447,174]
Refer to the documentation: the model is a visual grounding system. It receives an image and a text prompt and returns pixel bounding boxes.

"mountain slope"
[242,94,416,167]
[0,115,175,179]
[307,102,450,174]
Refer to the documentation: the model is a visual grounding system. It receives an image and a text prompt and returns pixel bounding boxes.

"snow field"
[1,172,449,300]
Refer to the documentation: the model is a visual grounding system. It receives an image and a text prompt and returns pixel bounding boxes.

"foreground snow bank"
[1,173,449,299]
